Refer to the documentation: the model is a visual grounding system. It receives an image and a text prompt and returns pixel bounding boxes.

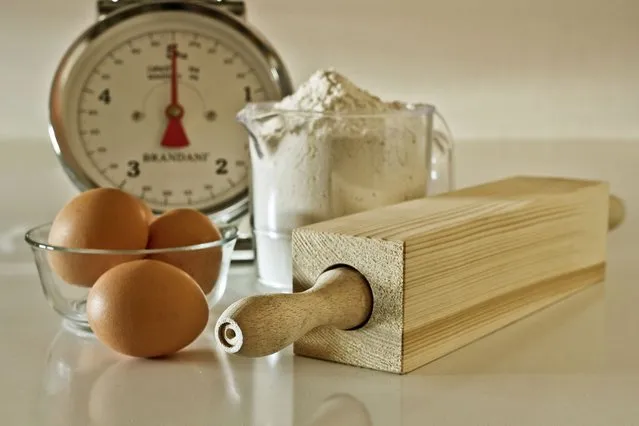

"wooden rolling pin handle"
[215,267,373,357]
[609,194,625,231]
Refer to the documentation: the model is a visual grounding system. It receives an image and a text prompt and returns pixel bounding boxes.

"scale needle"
[160,45,190,148]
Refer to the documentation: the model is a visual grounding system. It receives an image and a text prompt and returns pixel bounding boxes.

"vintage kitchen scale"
[48,0,293,260]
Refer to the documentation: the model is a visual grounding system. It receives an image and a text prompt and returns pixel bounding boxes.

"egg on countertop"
[86,259,209,358]
[146,209,223,295]
[48,188,149,287]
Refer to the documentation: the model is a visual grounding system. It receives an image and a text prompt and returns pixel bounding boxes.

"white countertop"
[2,140,638,425]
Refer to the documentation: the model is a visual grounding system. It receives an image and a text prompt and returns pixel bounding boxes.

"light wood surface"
[292,176,610,374]
[215,176,611,373]
[215,267,372,357]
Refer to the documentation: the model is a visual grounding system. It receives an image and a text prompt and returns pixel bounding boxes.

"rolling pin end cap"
[215,318,243,354]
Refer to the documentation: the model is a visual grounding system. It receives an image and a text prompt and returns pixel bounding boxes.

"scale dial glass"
[51,4,289,216]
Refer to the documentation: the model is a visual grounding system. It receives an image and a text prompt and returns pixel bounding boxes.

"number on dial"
[76,30,267,212]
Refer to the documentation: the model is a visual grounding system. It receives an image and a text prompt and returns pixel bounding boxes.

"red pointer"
[160,45,190,148]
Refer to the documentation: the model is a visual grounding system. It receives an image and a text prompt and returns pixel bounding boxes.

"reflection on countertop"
[35,325,254,426]
[34,323,383,426]
[3,140,639,425]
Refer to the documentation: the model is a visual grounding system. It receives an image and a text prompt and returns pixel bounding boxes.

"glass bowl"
[24,223,238,333]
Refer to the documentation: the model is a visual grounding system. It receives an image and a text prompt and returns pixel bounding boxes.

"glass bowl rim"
[239,101,436,119]
[24,223,238,255]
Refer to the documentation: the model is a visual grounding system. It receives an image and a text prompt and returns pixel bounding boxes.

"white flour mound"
[249,69,427,287]
[276,69,397,113]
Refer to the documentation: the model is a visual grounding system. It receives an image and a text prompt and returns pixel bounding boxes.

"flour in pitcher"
[248,69,428,287]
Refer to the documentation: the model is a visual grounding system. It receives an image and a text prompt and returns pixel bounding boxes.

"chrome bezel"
[49,0,293,222]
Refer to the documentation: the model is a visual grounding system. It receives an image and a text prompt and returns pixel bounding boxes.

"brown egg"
[86,259,208,358]
[146,209,223,295]
[48,188,149,287]
[137,198,155,224]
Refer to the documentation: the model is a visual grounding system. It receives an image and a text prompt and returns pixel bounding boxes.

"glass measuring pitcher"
[237,103,455,289]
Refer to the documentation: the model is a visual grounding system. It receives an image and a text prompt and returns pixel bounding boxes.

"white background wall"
[1,0,638,142]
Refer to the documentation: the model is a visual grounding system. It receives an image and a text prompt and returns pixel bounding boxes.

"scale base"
[231,236,255,263]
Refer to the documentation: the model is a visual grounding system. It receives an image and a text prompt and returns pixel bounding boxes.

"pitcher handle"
[431,108,455,195]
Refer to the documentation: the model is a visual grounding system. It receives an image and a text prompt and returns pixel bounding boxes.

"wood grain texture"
[293,232,405,373]
[292,176,609,374]
[402,263,605,372]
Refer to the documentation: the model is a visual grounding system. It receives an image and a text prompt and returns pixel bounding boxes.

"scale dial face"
[50,2,291,218]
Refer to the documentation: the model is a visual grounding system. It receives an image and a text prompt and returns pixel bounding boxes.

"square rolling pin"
[216,176,623,374]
